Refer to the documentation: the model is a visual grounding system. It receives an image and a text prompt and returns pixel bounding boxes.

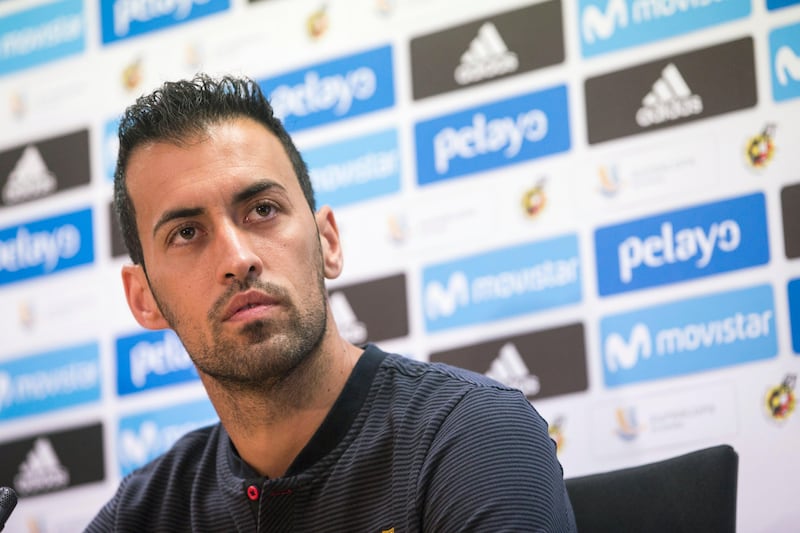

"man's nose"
[215,222,263,283]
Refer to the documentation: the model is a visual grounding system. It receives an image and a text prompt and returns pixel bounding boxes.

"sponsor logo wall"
[0,0,798,530]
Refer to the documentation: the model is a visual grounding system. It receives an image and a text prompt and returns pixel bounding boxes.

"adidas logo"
[454,22,519,85]
[775,45,800,86]
[635,63,703,128]
[485,342,540,396]
[13,438,70,495]
[330,291,367,344]
[2,145,57,205]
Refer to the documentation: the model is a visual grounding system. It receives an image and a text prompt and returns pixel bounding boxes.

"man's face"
[122,117,341,387]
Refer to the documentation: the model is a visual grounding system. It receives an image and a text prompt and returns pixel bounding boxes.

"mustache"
[208,279,290,322]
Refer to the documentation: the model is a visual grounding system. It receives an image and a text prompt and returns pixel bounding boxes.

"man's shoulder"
[84,423,225,532]
[365,346,530,425]
[378,348,518,394]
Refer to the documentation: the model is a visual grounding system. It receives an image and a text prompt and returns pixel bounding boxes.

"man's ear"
[316,206,343,280]
[121,264,170,330]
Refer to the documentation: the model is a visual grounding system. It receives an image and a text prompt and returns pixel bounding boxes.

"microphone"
[0,486,17,532]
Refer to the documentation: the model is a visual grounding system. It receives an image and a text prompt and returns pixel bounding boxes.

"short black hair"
[114,73,315,266]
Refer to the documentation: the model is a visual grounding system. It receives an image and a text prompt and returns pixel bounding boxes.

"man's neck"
[201,336,363,478]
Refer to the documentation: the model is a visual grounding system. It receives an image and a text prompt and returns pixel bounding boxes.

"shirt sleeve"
[418,386,577,532]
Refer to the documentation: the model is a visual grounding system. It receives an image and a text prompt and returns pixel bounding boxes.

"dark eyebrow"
[153,207,205,238]
[232,179,285,205]
[152,180,287,238]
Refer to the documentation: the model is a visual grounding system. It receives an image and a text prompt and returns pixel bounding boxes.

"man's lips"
[221,290,280,322]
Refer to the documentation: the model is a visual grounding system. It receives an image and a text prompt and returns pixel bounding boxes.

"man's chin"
[239,319,276,343]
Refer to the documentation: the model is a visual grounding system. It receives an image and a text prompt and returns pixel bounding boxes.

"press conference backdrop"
[0,0,798,531]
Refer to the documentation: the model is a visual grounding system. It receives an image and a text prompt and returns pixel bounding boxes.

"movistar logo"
[0,343,101,421]
[580,0,750,57]
[425,272,470,320]
[605,323,651,372]
[601,284,778,387]
[0,362,98,413]
[770,22,800,102]
[776,46,800,86]
[0,11,82,60]
[117,400,217,475]
[605,310,773,372]
[607,311,773,373]
[582,0,628,44]
[311,149,398,193]
[606,311,773,377]
[422,235,581,332]
[583,0,728,43]
[119,420,201,469]
[425,259,579,321]
[0,0,85,75]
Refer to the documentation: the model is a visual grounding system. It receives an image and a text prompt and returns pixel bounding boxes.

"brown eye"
[253,203,275,218]
[178,227,196,240]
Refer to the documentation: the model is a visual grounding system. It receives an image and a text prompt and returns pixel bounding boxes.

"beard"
[149,259,329,391]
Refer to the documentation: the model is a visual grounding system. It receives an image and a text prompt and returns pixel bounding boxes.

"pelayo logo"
[595,192,769,296]
[260,45,395,132]
[99,0,230,44]
[414,85,571,186]
[0,207,94,286]
[600,284,777,387]
[116,329,198,396]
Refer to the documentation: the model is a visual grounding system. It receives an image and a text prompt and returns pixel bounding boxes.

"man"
[86,74,577,532]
